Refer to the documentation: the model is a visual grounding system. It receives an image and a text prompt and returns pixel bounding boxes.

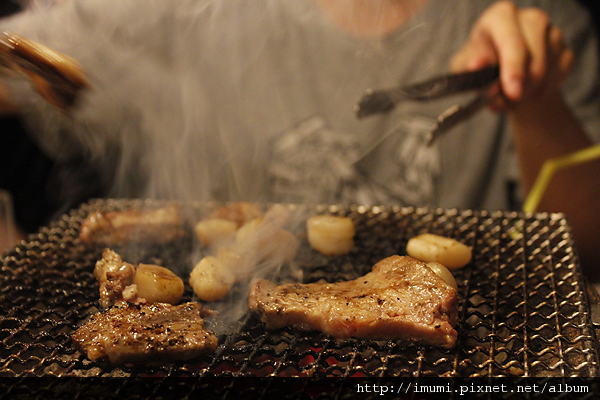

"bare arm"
[452,1,600,278]
[509,84,600,279]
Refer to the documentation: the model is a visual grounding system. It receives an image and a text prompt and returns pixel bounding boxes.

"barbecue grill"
[0,199,598,397]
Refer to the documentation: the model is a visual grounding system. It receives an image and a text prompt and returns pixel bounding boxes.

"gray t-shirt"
[2,0,600,210]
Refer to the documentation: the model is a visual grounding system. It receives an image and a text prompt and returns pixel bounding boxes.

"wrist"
[507,87,592,162]
[507,88,574,145]
[507,86,563,120]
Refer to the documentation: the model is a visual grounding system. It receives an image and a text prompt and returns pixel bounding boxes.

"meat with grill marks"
[72,302,218,364]
[249,255,458,348]
[80,204,185,246]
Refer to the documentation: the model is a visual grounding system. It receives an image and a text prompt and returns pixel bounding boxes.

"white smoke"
[0,0,462,335]
[1,0,443,211]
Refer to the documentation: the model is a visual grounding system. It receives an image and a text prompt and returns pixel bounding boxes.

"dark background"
[0,0,57,233]
[0,0,105,234]
[1,0,600,234]
[579,0,600,31]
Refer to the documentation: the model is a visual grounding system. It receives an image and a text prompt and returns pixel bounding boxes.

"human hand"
[450,1,573,110]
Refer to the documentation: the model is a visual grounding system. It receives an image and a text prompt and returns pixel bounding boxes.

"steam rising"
[192,204,307,334]
[5,0,302,205]
[2,0,446,212]
[1,0,446,333]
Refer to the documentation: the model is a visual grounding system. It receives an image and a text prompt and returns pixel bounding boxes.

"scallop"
[194,218,238,248]
[262,228,299,266]
[235,218,299,267]
[132,264,184,305]
[306,215,355,256]
[189,256,236,302]
[406,233,472,270]
[234,218,264,246]
[426,262,458,290]
[216,246,248,279]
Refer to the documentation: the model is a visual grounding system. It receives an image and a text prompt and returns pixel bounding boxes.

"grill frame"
[0,199,598,379]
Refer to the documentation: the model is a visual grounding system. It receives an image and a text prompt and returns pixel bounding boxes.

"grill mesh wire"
[0,199,598,379]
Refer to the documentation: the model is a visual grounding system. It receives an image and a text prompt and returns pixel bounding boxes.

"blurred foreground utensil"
[0,31,90,111]
[0,189,17,254]
[355,65,499,144]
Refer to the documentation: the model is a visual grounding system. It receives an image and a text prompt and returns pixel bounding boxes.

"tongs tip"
[355,88,397,119]
[354,65,499,119]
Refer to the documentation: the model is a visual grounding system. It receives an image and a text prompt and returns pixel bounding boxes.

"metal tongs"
[0,31,89,111]
[355,65,500,144]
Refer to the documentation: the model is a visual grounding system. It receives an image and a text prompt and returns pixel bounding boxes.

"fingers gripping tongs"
[354,65,500,145]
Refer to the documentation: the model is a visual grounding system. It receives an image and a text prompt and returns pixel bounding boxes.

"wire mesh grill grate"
[0,199,598,380]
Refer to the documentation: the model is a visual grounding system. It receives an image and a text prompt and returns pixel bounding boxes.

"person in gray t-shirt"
[0,0,600,277]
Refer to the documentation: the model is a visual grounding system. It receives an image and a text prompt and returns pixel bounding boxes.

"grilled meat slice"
[80,205,185,246]
[72,302,218,364]
[249,255,458,348]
